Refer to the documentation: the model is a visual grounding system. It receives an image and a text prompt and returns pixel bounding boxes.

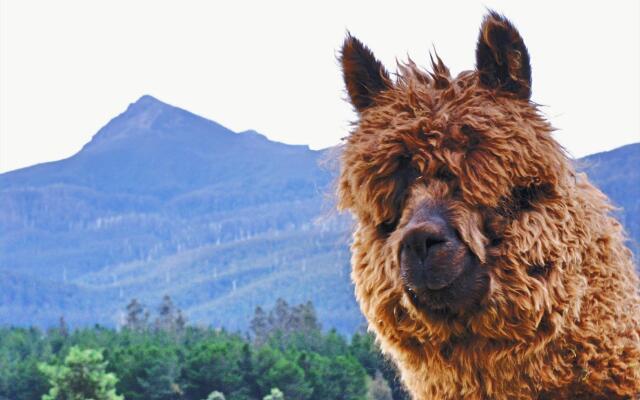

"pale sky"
[1,0,638,173]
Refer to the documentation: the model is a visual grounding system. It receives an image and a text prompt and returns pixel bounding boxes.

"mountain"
[0,95,357,333]
[578,143,640,256]
[0,95,637,333]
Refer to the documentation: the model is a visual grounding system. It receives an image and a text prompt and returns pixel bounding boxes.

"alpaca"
[337,11,640,400]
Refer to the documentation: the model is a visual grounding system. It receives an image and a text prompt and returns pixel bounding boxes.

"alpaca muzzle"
[399,208,466,292]
[399,203,487,316]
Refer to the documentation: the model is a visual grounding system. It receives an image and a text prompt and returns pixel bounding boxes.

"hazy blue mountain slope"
[0,270,95,326]
[578,143,639,255]
[0,95,357,332]
[0,95,636,333]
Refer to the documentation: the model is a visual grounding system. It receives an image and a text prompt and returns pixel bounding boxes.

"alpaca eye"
[512,183,553,211]
[377,220,399,236]
[460,124,481,148]
[460,124,477,136]
[511,185,538,211]
[499,183,553,217]
[527,262,552,278]
[434,167,455,182]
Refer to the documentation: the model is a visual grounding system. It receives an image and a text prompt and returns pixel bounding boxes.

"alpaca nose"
[401,228,447,272]
[399,209,466,292]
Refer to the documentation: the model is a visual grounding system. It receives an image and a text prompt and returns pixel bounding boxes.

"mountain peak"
[82,95,175,149]
[82,95,234,151]
[135,94,162,104]
[122,94,173,121]
[127,95,169,113]
[79,95,309,156]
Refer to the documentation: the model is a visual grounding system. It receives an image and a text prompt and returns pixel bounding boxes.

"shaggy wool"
[338,11,640,400]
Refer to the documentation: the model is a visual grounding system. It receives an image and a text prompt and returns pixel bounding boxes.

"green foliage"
[0,355,49,400]
[0,300,407,400]
[0,328,50,400]
[108,335,181,400]
[325,356,368,400]
[263,388,284,400]
[182,337,249,400]
[254,347,311,399]
[38,346,123,400]
[131,348,181,400]
[206,391,226,400]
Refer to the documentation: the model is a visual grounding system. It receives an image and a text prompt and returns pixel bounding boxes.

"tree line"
[0,297,409,400]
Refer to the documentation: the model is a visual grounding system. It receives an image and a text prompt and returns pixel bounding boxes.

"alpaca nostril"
[424,238,445,255]
[401,229,448,261]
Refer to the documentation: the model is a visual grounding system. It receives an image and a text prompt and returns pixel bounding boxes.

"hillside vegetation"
[0,299,409,400]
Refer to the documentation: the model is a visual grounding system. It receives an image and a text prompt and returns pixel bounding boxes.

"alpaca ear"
[341,34,391,113]
[475,11,532,99]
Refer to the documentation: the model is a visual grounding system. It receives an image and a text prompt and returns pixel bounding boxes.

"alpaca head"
[338,12,582,354]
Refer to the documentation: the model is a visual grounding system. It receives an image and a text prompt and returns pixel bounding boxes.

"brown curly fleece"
[338,11,640,400]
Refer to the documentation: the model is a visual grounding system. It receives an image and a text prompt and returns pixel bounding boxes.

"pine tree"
[269,298,290,334]
[293,301,321,333]
[124,298,149,331]
[250,306,269,345]
[155,295,178,332]
[205,391,226,400]
[136,354,182,400]
[58,316,69,338]
[175,309,187,333]
[151,295,188,334]
[156,295,175,330]
[39,346,123,400]
[263,388,284,400]
[240,343,260,398]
